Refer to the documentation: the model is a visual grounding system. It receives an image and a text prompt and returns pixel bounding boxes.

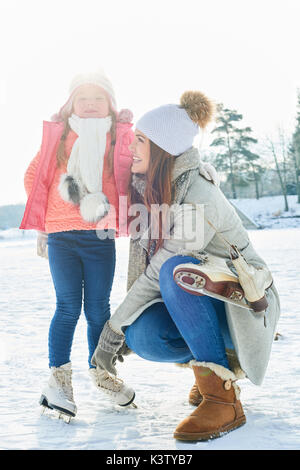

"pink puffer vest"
[20,119,133,233]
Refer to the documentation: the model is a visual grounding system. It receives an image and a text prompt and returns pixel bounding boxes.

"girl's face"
[72,84,110,118]
[129,130,151,175]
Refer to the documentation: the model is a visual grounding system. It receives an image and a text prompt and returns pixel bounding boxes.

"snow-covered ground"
[0,196,300,450]
[231,194,300,229]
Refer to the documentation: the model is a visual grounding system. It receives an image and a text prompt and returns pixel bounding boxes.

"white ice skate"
[39,362,77,422]
[173,248,273,313]
[89,367,137,408]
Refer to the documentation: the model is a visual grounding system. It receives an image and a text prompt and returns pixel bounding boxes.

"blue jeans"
[125,256,234,369]
[47,230,115,368]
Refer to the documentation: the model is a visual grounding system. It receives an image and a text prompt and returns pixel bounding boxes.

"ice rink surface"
[0,228,299,450]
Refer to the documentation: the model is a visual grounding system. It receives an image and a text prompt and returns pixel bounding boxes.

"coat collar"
[172,147,200,182]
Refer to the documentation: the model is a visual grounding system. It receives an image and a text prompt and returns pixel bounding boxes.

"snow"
[231,195,300,229]
[0,227,36,244]
[1,198,300,450]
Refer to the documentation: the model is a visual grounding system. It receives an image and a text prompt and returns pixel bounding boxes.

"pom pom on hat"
[180,91,215,128]
[117,108,133,123]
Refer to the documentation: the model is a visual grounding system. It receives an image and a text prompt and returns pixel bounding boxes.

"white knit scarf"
[67,114,112,193]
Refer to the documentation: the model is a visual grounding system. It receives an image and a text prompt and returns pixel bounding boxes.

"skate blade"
[40,406,73,423]
[174,273,251,310]
[196,287,251,310]
[117,402,137,409]
[130,402,138,409]
[58,412,72,424]
[39,395,75,423]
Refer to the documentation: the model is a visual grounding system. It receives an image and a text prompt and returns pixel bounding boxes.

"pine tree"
[210,104,264,199]
[210,104,243,199]
[233,128,265,199]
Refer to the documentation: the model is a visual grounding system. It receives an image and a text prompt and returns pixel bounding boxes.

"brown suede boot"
[188,382,202,406]
[174,361,246,441]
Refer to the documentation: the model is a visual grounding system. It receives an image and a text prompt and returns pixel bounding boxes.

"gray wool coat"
[109,147,281,385]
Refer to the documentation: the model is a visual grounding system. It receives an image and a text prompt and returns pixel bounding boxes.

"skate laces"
[95,369,123,393]
[53,368,74,401]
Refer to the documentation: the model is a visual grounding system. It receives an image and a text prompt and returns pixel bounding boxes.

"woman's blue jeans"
[47,230,115,368]
[125,256,234,369]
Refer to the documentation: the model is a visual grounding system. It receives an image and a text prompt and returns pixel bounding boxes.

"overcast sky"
[1,0,300,206]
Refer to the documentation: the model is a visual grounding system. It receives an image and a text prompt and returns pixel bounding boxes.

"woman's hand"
[91,321,126,375]
[37,231,48,259]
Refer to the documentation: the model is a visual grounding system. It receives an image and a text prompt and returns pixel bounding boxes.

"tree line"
[205,92,300,210]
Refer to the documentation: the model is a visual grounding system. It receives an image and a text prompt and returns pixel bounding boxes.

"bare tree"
[266,136,289,211]
[292,90,300,203]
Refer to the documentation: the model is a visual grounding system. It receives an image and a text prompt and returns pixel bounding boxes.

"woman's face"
[129,129,151,174]
[72,84,110,118]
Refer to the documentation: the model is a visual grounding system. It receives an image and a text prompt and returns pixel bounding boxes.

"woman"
[91,91,281,441]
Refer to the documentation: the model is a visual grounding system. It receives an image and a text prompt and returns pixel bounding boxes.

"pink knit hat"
[51,70,117,122]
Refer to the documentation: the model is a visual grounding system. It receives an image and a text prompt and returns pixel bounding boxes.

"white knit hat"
[52,69,117,122]
[136,105,198,156]
[136,91,215,156]
[68,71,116,108]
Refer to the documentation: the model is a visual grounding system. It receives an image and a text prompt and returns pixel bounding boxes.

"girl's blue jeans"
[47,230,115,368]
[125,256,234,369]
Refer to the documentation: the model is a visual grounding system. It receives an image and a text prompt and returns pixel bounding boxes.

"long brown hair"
[56,108,117,174]
[129,140,175,255]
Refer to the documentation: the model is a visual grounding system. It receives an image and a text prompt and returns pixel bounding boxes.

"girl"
[20,70,136,419]
[92,91,281,441]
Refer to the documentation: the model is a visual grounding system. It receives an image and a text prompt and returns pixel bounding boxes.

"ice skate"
[229,245,273,312]
[39,362,77,422]
[173,254,249,310]
[173,249,273,313]
[89,367,137,408]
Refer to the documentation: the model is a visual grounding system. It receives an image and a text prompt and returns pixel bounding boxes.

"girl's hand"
[37,231,48,259]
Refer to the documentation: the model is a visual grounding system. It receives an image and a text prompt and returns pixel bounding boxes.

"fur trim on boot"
[189,360,241,399]
[175,352,246,380]
[174,362,191,369]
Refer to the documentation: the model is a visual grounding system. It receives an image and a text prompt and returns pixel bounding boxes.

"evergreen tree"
[210,104,243,199]
[210,104,264,199]
[233,128,265,199]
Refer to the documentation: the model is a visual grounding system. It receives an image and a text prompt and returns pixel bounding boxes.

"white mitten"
[37,231,48,259]
[199,161,220,187]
